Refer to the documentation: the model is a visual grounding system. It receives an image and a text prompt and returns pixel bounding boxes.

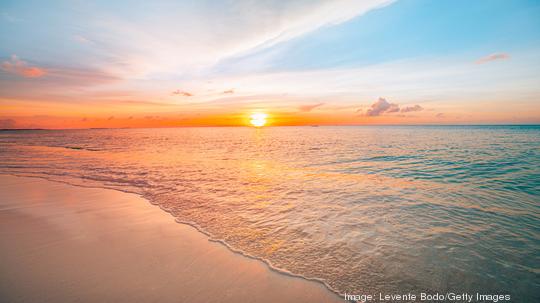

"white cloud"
[82,0,394,77]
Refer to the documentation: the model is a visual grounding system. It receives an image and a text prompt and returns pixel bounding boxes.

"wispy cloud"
[47,67,118,86]
[81,0,394,77]
[476,53,510,64]
[113,100,175,107]
[238,0,396,53]
[400,105,423,113]
[299,102,324,112]
[172,90,193,97]
[1,55,46,78]
[223,89,234,94]
[0,64,120,101]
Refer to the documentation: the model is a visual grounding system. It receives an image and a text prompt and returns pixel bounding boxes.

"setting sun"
[250,113,268,127]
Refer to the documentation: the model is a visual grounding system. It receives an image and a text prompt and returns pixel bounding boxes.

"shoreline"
[2,172,343,296]
[0,174,344,303]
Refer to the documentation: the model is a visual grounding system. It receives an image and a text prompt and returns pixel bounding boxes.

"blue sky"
[220,0,540,72]
[1,0,540,127]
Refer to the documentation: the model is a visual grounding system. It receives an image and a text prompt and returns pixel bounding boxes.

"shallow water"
[1,126,539,301]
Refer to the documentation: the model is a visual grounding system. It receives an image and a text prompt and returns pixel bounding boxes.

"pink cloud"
[223,89,234,94]
[400,105,423,113]
[475,53,510,64]
[363,98,424,116]
[365,98,399,116]
[172,89,193,97]
[1,55,46,78]
[299,102,324,112]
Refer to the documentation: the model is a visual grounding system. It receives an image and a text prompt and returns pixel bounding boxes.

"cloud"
[387,104,400,113]
[112,100,174,107]
[223,89,235,94]
[364,98,424,116]
[77,0,393,77]
[1,55,46,78]
[400,105,423,113]
[365,98,399,116]
[172,90,193,97]
[436,113,445,118]
[0,118,16,128]
[476,53,510,64]
[47,67,118,86]
[238,0,396,52]
[0,65,121,102]
[299,102,324,112]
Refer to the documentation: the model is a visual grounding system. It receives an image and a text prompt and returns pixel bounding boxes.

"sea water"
[0,126,538,301]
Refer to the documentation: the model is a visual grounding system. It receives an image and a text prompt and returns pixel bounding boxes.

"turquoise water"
[0,126,539,301]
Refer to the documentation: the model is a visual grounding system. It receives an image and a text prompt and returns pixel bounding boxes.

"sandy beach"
[0,175,343,303]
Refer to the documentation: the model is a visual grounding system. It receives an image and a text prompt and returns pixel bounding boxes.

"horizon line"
[2,124,540,131]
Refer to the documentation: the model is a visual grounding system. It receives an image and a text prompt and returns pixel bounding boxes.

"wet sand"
[0,175,343,303]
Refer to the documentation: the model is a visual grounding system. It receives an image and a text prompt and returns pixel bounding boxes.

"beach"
[1,0,540,300]
[0,174,343,303]
[1,127,538,300]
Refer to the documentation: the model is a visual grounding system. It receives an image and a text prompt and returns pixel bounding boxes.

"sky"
[1,0,540,128]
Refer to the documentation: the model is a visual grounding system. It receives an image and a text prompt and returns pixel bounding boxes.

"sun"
[250,113,268,127]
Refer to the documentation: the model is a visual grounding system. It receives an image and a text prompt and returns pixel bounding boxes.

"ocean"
[1,126,538,301]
